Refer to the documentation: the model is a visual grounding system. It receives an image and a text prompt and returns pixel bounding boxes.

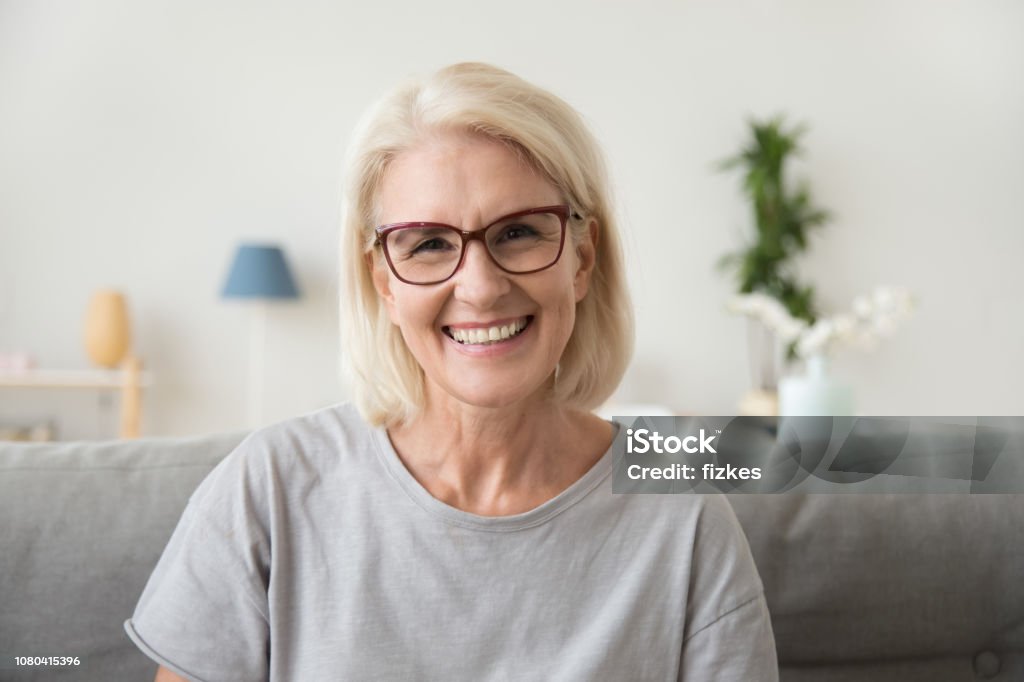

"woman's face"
[371,132,596,412]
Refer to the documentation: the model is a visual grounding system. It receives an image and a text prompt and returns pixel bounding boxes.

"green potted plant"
[718,116,830,409]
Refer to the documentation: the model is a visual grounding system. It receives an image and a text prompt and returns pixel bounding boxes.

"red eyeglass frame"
[373,205,574,285]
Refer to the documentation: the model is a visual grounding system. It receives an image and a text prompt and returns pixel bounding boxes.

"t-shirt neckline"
[370,420,618,532]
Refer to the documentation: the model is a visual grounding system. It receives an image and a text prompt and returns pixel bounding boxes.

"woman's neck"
[387,398,613,516]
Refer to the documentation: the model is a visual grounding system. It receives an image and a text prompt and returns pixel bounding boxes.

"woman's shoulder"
[600,490,754,575]
[244,402,375,461]
[188,402,379,513]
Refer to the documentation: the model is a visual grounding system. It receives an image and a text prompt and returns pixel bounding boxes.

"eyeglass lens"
[385,211,564,283]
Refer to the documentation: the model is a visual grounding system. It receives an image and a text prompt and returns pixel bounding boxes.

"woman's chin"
[431,375,551,411]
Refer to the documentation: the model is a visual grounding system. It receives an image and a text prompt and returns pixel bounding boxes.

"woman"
[127,62,777,681]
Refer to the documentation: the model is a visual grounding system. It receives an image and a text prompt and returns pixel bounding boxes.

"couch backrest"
[0,433,245,681]
[2,435,1022,681]
[730,494,1024,681]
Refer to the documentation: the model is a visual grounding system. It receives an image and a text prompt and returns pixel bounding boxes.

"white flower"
[874,287,896,312]
[727,286,915,359]
[727,293,809,341]
[796,319,835,357]
[832,313,856,341]
[777,317,806,343]
[871,286,914,316]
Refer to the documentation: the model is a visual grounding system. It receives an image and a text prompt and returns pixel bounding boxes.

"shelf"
[0,368,153,389]
[0,358,150,439]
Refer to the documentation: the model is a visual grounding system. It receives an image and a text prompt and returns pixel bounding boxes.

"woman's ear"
[573,219,599,302]
[368,252,400,324]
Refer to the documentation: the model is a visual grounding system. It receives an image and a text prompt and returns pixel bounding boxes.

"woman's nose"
[452,241,511,306]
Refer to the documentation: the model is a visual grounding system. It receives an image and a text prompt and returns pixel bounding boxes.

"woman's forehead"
[376,133,561,225]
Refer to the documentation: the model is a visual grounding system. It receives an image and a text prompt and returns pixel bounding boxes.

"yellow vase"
[84,290,131,368]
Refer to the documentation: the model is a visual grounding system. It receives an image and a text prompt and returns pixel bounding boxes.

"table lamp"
[221,243,300,427]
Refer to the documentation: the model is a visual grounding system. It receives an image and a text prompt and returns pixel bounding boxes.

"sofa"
[1,432,1021,681]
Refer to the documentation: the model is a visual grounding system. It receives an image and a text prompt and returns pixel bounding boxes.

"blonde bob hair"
[340,62,633,426]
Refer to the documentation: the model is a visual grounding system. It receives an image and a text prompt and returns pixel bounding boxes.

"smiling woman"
[343,63,633,427]
[125,62,778,681]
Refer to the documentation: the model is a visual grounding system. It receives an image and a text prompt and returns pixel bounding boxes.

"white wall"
[1,0,1022,438]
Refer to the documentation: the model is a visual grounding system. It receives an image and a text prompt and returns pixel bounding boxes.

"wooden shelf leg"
[120,357,142,439]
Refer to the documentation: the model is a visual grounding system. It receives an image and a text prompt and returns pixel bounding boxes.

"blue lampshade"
[221,244,300,299]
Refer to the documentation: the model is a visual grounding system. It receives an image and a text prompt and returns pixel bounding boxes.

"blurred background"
[1,0,1021,439]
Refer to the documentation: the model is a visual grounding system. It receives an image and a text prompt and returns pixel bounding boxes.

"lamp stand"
[247,301,266,428]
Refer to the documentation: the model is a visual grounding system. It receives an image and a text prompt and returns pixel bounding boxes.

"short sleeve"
[124,440,272,682]
[679,496,778,681]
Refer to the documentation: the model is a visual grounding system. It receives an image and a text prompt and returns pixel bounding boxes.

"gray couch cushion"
[729,494,1024,681]
[0,432,245,681]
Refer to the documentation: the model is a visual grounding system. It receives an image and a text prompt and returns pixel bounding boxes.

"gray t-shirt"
[125,403,777,681]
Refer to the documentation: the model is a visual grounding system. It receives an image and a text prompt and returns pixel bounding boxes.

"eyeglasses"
[374,205,575,285]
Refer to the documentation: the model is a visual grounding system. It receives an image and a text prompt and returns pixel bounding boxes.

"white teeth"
[448,318,529,345]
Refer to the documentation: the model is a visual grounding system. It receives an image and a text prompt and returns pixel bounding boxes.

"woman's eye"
[411,238,453,254]
[499,225,538,241]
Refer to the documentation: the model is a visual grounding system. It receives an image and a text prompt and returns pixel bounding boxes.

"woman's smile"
[443,316,532,345]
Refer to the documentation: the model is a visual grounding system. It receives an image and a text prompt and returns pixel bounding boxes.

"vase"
[84,290,132,368]
[738,319,782,415]
[778,354,854,416]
